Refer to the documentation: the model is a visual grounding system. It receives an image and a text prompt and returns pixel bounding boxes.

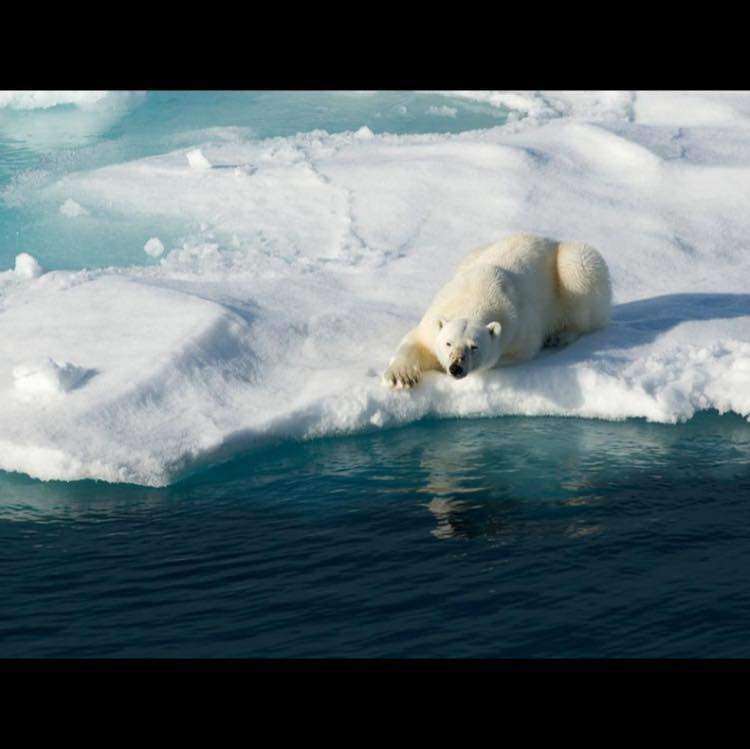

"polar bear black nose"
[449,363,464,378]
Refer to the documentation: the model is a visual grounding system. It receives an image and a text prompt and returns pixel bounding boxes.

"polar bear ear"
[486,321,502,337]
[434,317,447,332]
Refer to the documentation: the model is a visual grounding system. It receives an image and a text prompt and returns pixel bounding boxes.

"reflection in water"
[411,412,750,541]
[4,411,750,657]
[3,410,750,532]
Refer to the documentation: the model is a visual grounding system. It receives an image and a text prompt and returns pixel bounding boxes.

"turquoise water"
[4,412,750,657]
[0,91,510,271]
[3,92,750,658]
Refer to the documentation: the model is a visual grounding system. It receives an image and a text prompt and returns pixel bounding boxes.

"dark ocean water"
[3,411,750,658]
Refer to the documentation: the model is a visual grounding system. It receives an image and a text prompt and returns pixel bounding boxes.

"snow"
[0,91,112,110]
[14,253,43,279]
[0,275,249,483]
[3,91,750,486]
[13,358,93,401]
[59,198,88,217]
[186,148,212,170]
[144,238,165,258]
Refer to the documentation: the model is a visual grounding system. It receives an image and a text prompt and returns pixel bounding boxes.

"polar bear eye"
[470,344,478,350]
[446,342,451,347]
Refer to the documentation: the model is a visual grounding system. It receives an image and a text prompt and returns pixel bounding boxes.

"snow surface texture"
[3,90,750,486]
[13,358,93,400]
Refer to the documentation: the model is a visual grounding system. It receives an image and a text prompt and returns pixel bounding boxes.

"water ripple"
[4,411,750,656]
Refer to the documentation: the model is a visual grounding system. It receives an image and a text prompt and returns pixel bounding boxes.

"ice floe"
[2,91,750,485]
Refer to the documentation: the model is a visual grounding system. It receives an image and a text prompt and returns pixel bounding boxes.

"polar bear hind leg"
[554,241,612,336]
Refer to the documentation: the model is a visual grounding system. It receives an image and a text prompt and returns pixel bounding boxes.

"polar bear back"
[421,234,558,329]
[452,233,610,329]
[417,233,611,361]
[455,233,559,276]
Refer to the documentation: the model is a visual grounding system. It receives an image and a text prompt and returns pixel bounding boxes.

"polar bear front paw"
[382,361,422,389]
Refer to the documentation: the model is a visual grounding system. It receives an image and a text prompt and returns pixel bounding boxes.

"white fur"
[382,233,612,388]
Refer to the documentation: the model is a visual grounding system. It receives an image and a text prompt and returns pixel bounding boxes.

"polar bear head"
[434,317,502,379]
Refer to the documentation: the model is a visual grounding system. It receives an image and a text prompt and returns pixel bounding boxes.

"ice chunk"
[13,359,93,400]
[59,198,88,217]
[14,253,43,279]
[144,237,165,257]
[427,105,457,118]
[186,148,212,170]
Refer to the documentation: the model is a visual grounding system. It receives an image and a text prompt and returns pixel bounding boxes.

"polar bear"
[382,234,611,388]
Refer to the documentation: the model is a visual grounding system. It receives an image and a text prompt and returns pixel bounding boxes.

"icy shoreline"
[3,91,750,486]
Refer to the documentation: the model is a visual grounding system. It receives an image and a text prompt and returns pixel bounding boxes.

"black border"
[3,16,745,92]
[3,658,750,672]
[2,41,747,671]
